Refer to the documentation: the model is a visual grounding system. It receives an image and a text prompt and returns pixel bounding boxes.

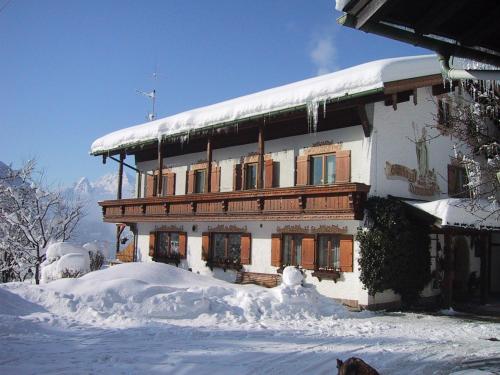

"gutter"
[437,54,500,81]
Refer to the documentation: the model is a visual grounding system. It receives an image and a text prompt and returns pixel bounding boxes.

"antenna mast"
[137,65,161,121]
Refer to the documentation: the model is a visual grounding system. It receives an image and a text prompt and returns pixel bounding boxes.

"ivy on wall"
[357,197,432,307]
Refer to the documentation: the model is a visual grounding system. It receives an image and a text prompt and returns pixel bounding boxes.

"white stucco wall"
[136,219,369,304]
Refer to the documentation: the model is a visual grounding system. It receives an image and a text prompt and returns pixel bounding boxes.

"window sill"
[206,259,242,272]
[312,269,341,282]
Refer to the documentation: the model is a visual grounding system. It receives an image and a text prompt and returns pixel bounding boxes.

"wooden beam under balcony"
[99,183,370,223]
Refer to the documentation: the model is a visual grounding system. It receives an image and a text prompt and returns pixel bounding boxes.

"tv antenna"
[137,65,163,121]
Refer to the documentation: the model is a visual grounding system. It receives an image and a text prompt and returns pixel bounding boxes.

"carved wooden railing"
[99,183,370,222]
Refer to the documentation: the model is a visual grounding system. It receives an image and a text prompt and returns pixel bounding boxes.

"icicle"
[323,100,327,119]
[306,100,320,133]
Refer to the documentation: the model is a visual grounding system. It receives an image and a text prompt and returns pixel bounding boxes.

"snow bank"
[16,263,351,326]
[41,242,91,283]
[90,55,440,154]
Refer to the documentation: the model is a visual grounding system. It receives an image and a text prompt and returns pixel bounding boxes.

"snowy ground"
[1,263,499,374]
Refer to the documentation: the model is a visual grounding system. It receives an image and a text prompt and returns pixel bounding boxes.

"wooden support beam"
[157,141,164,196]
[206,137,212,193]
[257,125,264,189]
[357,104,372,137]
[353,0,391,29]
[117,153,125,200]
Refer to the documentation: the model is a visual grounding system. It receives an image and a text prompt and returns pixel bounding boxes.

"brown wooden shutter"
[336,150,351,183]
[149,231,156,258]
[296,155,309,186]
[178,232,187,259]
[187,170,195,194]
[211,165,220,193]
[146,174,155,197]
[201,232,210,261]
[264,159,274,188]
[339,235,353,272]
[271,233,282,267]
[233,163,242,191]
[166,172,176,195]
[301,235,316,270]
[448,164,457,196]
[240,233,251,265]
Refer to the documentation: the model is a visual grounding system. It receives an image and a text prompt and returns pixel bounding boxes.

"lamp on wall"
[192,225,197,232]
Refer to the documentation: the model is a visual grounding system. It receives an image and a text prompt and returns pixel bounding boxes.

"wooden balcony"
[99,183,370,223]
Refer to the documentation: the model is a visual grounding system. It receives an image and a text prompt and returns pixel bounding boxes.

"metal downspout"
[438,54,500,81]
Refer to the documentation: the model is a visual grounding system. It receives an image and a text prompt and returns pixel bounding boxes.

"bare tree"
[430,79,499,219]
[0,160,84,284]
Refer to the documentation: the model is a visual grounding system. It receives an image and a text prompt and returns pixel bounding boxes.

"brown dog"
[337,357,380,375]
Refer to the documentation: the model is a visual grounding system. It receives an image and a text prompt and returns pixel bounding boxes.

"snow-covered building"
[91,55,500,309]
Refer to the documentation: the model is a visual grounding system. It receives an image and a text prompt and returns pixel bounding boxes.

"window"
[159,175,168,196]
[282,234,303,266]
[245,163,258,190]
[317,235,340,270]
[194,169,206,193]
[212,233,242,262]
[448,164,469,198]
[149,231,186,264]
[310,154,336,185]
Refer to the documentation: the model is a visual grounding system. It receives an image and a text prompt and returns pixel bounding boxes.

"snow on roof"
[90,55,441,155]
[409,198,500,230]
[335,0,351,12]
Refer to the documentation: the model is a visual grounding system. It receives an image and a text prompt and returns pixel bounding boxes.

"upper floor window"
[310,154,336,185]
[448,164,469,198]
[195,169,206,193]
[296,149,350,186]
[245,163,258,190]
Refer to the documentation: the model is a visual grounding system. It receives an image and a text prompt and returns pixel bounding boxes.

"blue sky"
[0,0,429,186]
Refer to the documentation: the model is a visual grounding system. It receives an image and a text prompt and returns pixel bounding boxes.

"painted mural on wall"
[385,124,440,196]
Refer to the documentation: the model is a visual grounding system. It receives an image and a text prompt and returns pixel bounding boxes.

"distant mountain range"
[65,172,135,256]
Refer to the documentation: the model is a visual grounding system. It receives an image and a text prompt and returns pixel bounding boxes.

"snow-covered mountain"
[65,172,135,256]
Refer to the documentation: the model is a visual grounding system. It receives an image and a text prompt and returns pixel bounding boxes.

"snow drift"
[8,263,351,327]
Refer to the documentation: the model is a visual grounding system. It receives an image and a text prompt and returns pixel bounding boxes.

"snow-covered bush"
[83,242,106,271]
[41,242,90,283]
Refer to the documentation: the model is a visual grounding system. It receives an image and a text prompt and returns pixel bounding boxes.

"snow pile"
[90,55,440,154]
[41,242,91,283]
[16,263,350,326]
[410,198,500,230]
[282,266,303,286]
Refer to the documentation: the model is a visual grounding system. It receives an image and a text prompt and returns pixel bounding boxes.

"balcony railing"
[99,183,370,223]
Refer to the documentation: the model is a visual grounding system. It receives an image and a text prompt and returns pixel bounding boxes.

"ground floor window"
[212,233,242,262]
[282,234,303,266]
[317,234,340,270]
[156,232,180,259]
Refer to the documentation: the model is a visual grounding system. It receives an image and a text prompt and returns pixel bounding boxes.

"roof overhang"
[337,0,500,67]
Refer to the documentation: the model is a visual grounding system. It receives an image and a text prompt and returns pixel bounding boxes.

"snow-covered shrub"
[83,242,106,271]
[41,242,90,283]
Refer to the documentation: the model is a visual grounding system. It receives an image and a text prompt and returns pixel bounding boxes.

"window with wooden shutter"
[339,235,353,272]
[301,235,316,270]
[149,231,156,257]
[166,172,176,195]
[233,163,242,191]
[448,164,468,198]
[178,232,187,259]
[201,232,210,261]
[240,233,251,265]
[296,155,309,186]
[271,234,282,267]
[264,159,274,188]
[187,170,195,194]
[146,174,155,197]
[335,150,351,183]
[211,165,221,193]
